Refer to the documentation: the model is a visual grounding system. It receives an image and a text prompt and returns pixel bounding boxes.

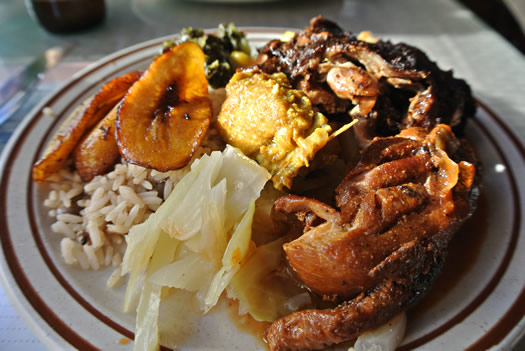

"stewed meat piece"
[266,124,479,350]
[254,16,476,144]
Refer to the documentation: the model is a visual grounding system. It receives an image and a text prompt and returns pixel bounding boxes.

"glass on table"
[25,0,106,33]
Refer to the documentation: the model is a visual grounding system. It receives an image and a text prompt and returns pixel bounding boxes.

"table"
[1,0,524,350]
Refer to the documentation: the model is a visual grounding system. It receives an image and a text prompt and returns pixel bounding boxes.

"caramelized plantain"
[115,42,211,172]
[73,104,120,182]
[32,71,142,183]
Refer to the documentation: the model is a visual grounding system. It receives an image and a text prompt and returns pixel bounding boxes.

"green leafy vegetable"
[163,23,253,88]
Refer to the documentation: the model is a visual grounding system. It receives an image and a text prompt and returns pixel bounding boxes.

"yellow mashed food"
[216,71,333,190]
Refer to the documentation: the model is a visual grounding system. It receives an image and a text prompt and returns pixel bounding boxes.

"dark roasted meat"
[253,17,476,144]
[265,124,479,350]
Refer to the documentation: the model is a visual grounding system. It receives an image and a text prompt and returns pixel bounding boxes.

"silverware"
[0,44,72,125]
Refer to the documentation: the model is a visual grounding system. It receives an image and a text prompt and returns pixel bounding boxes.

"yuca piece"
[116,41,212,172]
[32,71,141,183]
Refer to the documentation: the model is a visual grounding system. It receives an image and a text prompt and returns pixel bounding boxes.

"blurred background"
[1,0,524,96]
[2,0,525,62]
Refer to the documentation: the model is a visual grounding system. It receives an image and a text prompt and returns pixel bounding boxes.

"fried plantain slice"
[115,42,211,172]
[32,71,142,183]
[72,104,120,182]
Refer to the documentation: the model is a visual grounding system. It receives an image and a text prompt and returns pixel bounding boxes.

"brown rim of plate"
[0,37,524,351]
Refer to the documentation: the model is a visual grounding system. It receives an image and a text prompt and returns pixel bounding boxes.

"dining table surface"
[1,0,524,350]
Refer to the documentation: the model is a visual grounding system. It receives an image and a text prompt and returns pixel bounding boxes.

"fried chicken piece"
[266,124,479,350]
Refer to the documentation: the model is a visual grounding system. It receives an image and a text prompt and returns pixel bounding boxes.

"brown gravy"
[408,191,489,318]
[226,299,271,349]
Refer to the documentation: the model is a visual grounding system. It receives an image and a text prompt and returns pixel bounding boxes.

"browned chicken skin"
[266,124,479,350]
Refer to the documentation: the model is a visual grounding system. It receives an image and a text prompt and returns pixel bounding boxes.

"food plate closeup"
[1,23,525,351]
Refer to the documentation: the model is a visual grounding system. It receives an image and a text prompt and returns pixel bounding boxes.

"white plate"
[1,29,524,351]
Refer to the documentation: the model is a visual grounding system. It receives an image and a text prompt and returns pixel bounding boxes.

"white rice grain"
[131,170,147,185]
[83,245,100,270]
[104,245,114,266]
[163,179,173,200]
[60,237,90,270]
[140,180,153,190]
[84,178,104,193]
[125,204,141,228]
[76,199,88,207]
[51,221,75,238]
[58,190,73,208]
[115,212,128,227]
[98,204,115,216]
[66,183,83,199]
[119,185,143,206]
[49,190,58,201]
[105,201,128,223]
[56,213,83,224]
[91,186,105,202]
[61,238,80,265]
[107,224,130,234]
[87,219,105,248]
[112,175,125,191]
[140,191,162,211]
